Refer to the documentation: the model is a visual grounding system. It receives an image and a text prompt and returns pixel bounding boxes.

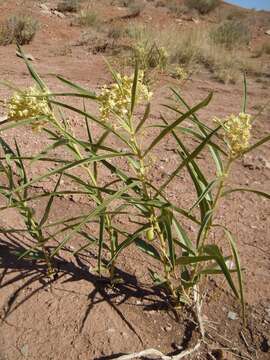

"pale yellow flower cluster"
[215,112,252,156]
[98,72,152,123]
[175,66,188,81]
[7,87,52,131]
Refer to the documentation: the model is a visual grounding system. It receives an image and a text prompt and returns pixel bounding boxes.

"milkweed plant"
[1,47,270,324]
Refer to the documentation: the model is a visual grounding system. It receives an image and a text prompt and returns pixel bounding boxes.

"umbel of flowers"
[214,112,252,157]
[7,86,53,131]
[98,71,152,124]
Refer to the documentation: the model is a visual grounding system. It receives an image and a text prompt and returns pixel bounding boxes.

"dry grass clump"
[261,41,270,55]
[210,20,250,49]
[127,0,145,17]
[165,27,203,66]
[125,22,152,40]
[107,23,126,39]
[185,0,220,14]
[167,1,190,16]
[122,23,248,83]
[0,15,38,45]
[77,10,100,27]
[132,41,168,70]
[155,0,166,7]
[225,8,248,20]
[112,0,136,6]
[124,24,168,70]
[253,41,270,57]
[151,25,252,83]
[57,0,81,13]
[108,18,254,84]
[78,30,113,54]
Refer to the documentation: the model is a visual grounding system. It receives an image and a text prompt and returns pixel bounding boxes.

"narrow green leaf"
[0,116,48,132]
[49,100,129,146]
[51,182,139,256]
[17,45,47,91]
[56,75,96,96]
[156,125,220,203]
[108,224,149,266]
[244,134,270,154]
[189,179,218,215]
[39,174,62,227]
[242,72,247,113]
[172,217,195,254]
[30,139,69,164]
[196,210,213,247]
[161,209,175,269]
[170,88,224,175]
[44,92,97,100]
[144,92,213,156]
[204,244,239,299]
[135,102,150,134]
[222,188,270,200]
[98,215,105,274]
[223,228,245,320]
[10,152,130,194]
[131,61,139,115]
[175,255,214,265]
[134,238,161,261]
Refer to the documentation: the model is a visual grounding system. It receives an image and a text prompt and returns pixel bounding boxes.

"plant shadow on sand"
[0,234,198,360]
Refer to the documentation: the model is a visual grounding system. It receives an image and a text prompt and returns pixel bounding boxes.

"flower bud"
[146,227,155,241]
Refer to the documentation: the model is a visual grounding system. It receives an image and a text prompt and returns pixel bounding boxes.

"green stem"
[129,120,175,297]
[192,157,233,283]
[51,115,116,277]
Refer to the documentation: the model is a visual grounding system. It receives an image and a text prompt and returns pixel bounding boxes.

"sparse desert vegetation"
[57,0,81,13]
[185,0,220,14]
[0,1,269,359]
[0,14,38,45]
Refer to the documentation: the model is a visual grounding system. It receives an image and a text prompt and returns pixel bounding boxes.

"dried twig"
[113,342,201,360]
[114,287,204,360]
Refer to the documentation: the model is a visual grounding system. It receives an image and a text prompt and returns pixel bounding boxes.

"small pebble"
[228,311,238,320]
[172,342,183,351]
[20,344,29,357]
[163,324,172,332]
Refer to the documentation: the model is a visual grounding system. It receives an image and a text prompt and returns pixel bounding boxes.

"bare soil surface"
[0,1,270,359]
